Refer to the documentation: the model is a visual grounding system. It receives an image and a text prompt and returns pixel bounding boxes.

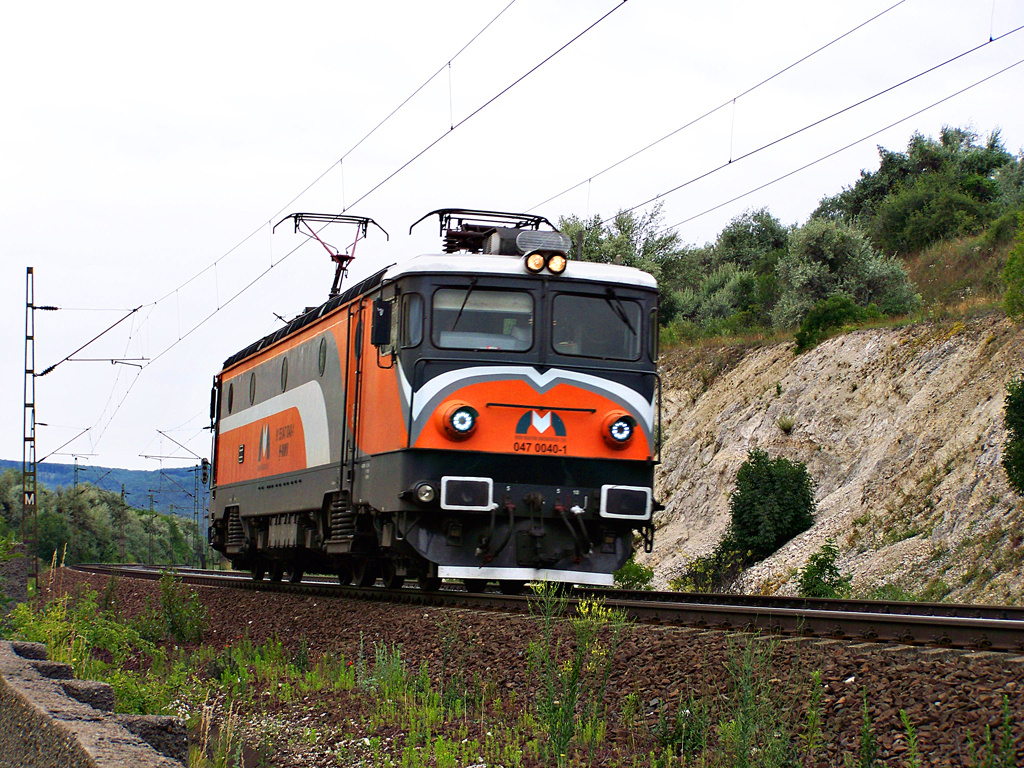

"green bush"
[797,540,852,598]
[871,174,992,254]
[794,295,866,353]
[158,571,207,644]
[613,556,654,590]
[1003,375,1024,496]
[668,543,746,593]
[815,126,1018,251]
[1001,212,1024,320]
[728,449,816,562]
[131,571,208,644]
[773,219,918,328]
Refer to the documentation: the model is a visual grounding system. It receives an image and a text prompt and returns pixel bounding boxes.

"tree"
[773,219,919,328]
[814,126,1019,254]
[797,539,852,598]
[710,207,789,271]
[1001,212,1024,320]
[558,203,690,324]
[1003,375,1024,496]
[728,449,816,562]
[668,208,789,331]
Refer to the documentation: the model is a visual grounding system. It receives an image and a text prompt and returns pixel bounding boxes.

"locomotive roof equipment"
[274,212,390,298]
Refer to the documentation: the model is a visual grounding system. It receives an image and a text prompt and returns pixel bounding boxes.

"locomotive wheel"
[463,579,487,594]
[418,576,442,592]
[337,561,352,586]
[353,558,377,587]
[381,561,405,590]
[498,580,525,596]
[269,562,284,582]
[289,569,304,584]
[251,563,266,582]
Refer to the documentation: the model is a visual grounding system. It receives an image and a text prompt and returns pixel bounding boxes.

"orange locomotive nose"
[417,379,651,461]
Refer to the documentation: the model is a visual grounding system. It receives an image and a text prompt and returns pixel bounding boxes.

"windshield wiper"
[451,277,478,331]
[604,287,637,337]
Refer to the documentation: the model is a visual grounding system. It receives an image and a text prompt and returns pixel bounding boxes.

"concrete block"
[61,680,116,713]
[0,641,186,767]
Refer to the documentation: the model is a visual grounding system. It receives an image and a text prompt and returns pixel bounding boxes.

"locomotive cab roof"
[220,208,656,371]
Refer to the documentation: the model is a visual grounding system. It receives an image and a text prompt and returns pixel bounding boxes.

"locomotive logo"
[515,410,566,437]
[258,423,271,462]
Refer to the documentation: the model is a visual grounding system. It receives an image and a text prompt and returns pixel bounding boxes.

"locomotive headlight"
[450,407,476,434]
[437,400,479,440]
[546,253,567,274]
[415,482,437,504]
[525,252,546,273]
[609,418,633,442]
[601,411,637,449]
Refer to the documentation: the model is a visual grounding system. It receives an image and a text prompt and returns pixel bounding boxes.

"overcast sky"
[3,0,1023,476]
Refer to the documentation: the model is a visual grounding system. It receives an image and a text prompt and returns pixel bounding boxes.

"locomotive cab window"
[401,293,423,348]
[552,292,642,360]
[432,288,533,351]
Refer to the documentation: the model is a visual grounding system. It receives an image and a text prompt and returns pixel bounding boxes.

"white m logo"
[531,411,552,434]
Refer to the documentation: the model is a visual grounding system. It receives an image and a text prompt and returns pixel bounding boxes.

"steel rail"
[582,587,1024,622]
[70,564,1024,653]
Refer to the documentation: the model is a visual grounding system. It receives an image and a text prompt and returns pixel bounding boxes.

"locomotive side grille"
[226,508,244,547]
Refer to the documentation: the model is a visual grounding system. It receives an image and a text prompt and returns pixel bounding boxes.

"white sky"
[2,0,1023,471]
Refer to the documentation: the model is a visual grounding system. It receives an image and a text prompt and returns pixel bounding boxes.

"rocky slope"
[646,313,1024,604]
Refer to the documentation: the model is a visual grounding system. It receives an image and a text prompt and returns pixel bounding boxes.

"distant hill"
[0,459,204,517]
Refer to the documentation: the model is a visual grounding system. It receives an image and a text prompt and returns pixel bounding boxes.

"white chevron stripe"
[219,381,331,467]
[402,364,655,433]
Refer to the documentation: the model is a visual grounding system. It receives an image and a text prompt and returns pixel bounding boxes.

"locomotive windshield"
[432,287,533,351]
[552,292,642,360]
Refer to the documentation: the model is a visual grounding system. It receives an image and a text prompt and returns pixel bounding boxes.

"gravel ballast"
[44,569,1024,767]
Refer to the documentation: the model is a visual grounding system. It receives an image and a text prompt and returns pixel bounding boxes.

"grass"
[4,575,1021,766]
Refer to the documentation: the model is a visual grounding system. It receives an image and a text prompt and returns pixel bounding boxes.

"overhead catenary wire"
[527,0,908,212]
[66,0,538,460]
[38,306,142,377]
[148,0,519,310]
[602,21,1024,227]
[343,0,630,212]
[101,0,630,383]
[662,56,1024,234]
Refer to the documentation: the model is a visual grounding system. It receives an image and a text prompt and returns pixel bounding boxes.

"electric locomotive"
[208,209,660,592]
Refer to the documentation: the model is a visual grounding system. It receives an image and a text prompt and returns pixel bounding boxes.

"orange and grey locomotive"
[208,209,660,592]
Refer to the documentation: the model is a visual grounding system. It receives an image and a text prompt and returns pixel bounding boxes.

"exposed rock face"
[647,314,1024,603]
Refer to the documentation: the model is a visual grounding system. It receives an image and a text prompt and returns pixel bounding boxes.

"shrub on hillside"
[794,295,880,353]
[668,543,746,593]
[814,126,1019,251]
[1001,212,1024,320]
[772,219,918,328]
[797,539,852,598]
[1003,375,1024,496]
[613,556,655,590]
[728,449,816,562]
[870,173,993,255]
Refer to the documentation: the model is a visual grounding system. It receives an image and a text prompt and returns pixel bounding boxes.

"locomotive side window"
[249,372,256,404]
[401,293,423,348]
[552,293,642,360]
[227,382,234,414]
[432,289,532,351]
[318,337,327,376]
[280,356,288,391]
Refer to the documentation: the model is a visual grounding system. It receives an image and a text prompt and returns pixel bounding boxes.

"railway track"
[72,563,1024,653]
